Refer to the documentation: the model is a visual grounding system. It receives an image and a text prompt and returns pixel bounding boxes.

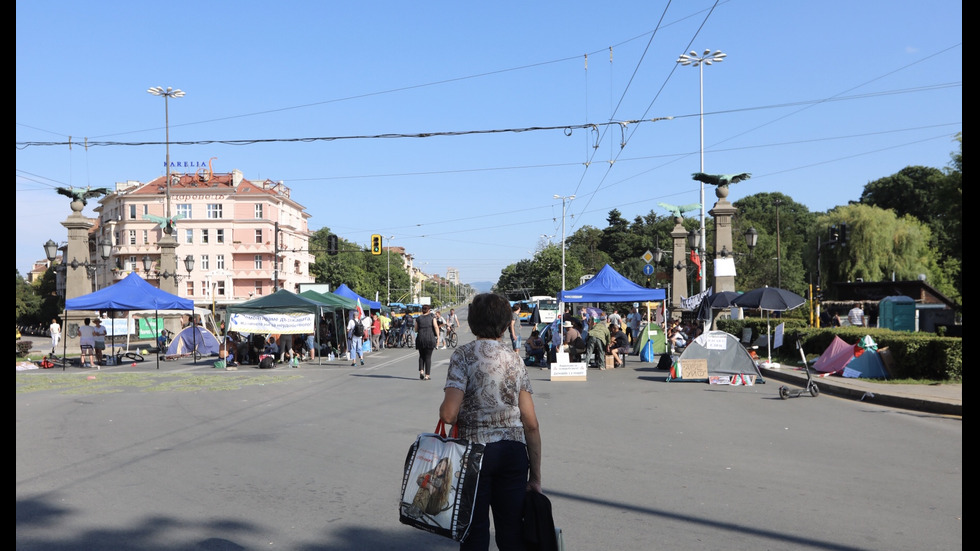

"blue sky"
[16,1,961,285]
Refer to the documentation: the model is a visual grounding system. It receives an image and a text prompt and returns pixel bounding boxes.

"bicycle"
[445,326,458,348]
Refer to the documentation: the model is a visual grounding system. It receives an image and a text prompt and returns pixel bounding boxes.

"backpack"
[352,322,364,337]
[259,355,276,369]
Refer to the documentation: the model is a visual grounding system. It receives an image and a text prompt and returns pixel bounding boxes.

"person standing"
[305,332,316,361]
[435,310,447,349]
[607,308,623,331]
[361,313,374,352]
[848,304,865,327]
[347,312,364,366]
[509,303,521,355]
[78,317,96,368]
[438,292,542,550]
[370,313,382,351]
[49,317,61,355]
[626,306,642,345]
[415,304,439,380]
[92,318,107,366]
[379,312,391,349]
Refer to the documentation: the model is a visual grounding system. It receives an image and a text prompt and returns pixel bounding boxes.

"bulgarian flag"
[356,298,364,320]
[690,249,702,281]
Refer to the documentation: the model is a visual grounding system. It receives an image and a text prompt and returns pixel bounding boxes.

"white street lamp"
[677,49,725,294]
[386,235,394,305]
[146,86,185,225]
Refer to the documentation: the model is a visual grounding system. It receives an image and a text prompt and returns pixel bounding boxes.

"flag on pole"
[356,297,364,320]
[690,250,702,281]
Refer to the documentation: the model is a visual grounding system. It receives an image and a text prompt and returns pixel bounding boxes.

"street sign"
[641,250,654,264]
[642,264,654,276]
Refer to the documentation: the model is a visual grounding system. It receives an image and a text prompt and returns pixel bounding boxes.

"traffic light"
[839,222,848,246]
[371,234,382,255]
[327,234,338,256]
[645,277,651,288]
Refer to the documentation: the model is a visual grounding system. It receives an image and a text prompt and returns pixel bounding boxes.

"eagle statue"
[691,172,752,186]
[657,202,701,221]
[143,213,187,235]
[56,186,111,206]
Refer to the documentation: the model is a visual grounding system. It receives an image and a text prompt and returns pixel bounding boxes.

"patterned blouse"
[445,339,533,445]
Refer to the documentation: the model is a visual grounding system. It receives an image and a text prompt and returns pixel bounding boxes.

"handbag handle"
[435,419,458,438]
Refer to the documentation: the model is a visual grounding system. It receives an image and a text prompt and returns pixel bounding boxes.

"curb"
[760,368,962,417]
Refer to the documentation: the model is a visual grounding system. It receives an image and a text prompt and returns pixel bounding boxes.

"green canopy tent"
[227,289,331,365]
[300,289,358,357]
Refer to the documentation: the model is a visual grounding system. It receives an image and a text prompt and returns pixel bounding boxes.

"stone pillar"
[158,234,179,296]
[709,185,738,293]
[670,219,689,319]
[61,201,95,301]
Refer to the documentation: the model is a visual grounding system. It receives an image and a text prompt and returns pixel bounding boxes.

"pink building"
[93,169,313,305]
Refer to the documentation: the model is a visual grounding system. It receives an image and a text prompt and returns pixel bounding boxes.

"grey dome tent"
[669,330,765,384]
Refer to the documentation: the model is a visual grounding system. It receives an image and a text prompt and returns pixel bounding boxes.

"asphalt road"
[16,310,962,550]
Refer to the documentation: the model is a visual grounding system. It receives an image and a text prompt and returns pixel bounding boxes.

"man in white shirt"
[49,318,61,355]
[847,304,865,327]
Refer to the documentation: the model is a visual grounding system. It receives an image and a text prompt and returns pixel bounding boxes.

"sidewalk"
[756,364,962,417]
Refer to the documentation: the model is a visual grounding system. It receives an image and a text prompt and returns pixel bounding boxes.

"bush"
[16,340,33,358]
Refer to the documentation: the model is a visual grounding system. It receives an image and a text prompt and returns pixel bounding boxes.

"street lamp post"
[677,49,726,294]
[146,86,185,224]
[554,194,575,347]
[386,235,394,305]
[774,198,783,288]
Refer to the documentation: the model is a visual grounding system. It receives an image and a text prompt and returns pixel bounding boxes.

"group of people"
[68,316,108,368]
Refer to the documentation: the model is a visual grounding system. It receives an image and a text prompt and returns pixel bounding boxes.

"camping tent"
[63,272,194,369]
[558,264,666,303]
[332,284,383,311]
[811,335,888,378]
[669,330,766,383]
[167,325,221,357]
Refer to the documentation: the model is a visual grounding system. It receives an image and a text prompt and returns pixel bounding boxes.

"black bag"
[656,353,673,370]
[399,420,485,542]
[259,355,276,369]
[352,322,364,338]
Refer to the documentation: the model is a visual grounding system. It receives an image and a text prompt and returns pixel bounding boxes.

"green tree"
[16,270,42,326]
[733,192,815,296]
[811,204,941,296]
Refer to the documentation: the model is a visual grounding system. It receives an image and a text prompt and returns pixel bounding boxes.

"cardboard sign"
[679,358,708,380]
[550,362,587,382]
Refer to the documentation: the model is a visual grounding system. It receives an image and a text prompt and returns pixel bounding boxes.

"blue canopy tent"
[332,284,383,311]
[64,272,194,370]
[557,264,667,361]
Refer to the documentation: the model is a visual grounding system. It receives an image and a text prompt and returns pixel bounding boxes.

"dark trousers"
[418,347,434,375]
[584,336,605,367]
[461,440,529,551]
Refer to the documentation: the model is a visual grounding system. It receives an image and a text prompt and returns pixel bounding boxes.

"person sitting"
[608,324,630,368]
[264,336,280,356]
[524,329,547,367]
[562,320,586,362]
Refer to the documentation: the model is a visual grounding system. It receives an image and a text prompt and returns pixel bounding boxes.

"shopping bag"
[399,419,485,542]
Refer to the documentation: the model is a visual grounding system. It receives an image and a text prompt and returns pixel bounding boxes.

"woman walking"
[415,304,439,380]
[438,293,542,550]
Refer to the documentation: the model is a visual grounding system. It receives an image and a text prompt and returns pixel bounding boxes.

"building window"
[255,282,263,296]
[207,204,223,219]
[216,281,226,296]
[176,204,192,219]
[185,229,193,244]
[115,231,120,245]
[216,229,225,244]
[129,204,137,219]
[200,255,209,270]
[143,204,149,215]
[255,229,263,243]
[216,254,225,270]
[254,255,263,269]
[255,204,263,218]
[128,256,137,271]
[142,230,149,244]
[187,281,194,296]
[201,229,209,244]
[129,230,136,245]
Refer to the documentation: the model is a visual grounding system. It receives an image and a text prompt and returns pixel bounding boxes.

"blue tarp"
[65,272,194,311]
[558,264,666,303]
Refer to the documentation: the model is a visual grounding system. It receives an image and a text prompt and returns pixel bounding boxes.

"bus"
[529,296,559,324]
[388,302,406,319]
